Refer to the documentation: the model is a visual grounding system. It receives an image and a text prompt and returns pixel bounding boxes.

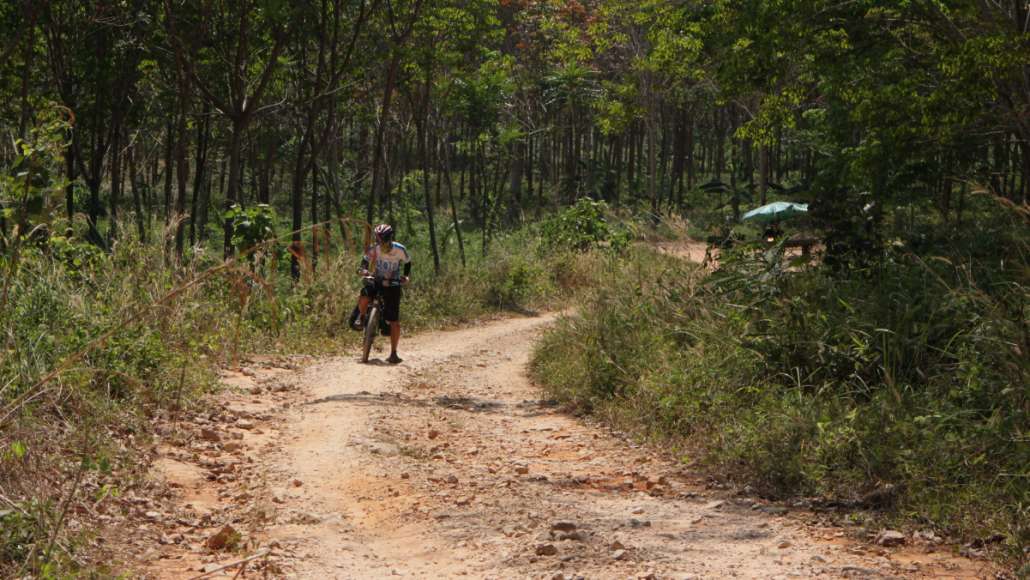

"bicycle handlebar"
[361,274,409,286]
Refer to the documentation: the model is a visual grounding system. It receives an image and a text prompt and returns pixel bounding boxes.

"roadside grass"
[0,212,606,577]
[531,205,1029,569]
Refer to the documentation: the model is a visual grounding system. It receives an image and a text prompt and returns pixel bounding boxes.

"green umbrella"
[741,201,809,224]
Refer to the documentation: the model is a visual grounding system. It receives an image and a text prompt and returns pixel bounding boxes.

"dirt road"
[132,314,990,579]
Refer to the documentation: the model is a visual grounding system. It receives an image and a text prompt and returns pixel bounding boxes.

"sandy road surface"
[129,314,991,579]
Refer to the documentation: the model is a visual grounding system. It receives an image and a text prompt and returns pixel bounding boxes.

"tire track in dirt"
[136,314,994,579]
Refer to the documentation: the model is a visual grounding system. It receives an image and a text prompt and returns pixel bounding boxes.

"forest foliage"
[0,0,1027,574]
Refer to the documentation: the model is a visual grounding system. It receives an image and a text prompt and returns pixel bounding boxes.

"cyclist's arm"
[359,244,378,274]
[401,245,412,280]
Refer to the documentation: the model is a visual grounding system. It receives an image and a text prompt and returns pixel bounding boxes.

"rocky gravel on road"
[113,317,997,579]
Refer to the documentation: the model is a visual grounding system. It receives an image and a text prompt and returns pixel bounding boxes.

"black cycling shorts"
[361,283,402,322]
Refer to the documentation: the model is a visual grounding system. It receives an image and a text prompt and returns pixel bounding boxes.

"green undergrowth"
[0,209,611,576]
[532,209,1029,568]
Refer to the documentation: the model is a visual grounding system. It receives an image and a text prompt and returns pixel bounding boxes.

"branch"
[187,550,269,580]
[327,0,372,88]
[163,0,232,115]
[0,0,32,65]
[243,28,289,117]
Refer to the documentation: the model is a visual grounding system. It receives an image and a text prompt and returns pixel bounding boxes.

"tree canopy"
[0,0,1024,264]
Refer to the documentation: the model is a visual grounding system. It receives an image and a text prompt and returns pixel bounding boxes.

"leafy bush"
[0,508,37,566]
[539,198,630,252]
[532,227,1029,565]
[47,234,106,278]
[0,104,71,234]
[485,254,549,307]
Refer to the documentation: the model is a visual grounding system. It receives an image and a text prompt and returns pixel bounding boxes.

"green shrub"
[539,198,630,253]
[0,508,38,566]
[532,232,1029,565]
[225,203,279,254]
[485,254,549,307]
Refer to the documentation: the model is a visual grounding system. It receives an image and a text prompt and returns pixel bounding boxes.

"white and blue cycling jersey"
[362,242,411,287]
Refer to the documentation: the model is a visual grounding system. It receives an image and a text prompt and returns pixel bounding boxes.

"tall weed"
[0,217,602,575]
[533,222,1029,565]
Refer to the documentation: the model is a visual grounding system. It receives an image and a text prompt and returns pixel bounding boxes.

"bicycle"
[359,276,397,363]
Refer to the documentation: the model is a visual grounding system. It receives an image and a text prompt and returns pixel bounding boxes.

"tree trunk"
[366,51,401,226]
[65,137,76,221]
[509,141,524,222]
[759,143,770,205]
[129,146,147,242]
[715,109,726,181]
[609,135,618,206]
[18,10,35,140]
[174,109,189,258]
[622,123,630,193]
[258,136,273,204]
[442,138,466,267]
[686,118,695,191]
[1022,138,1030,205]
[565,113,576,201]
[657,105,671,210]
[647,104,658,214]
[418,55,440,273]
[671,107,687,207]
[223,118,245,257]
[190,105,211,246]
[290,128,310,280]
[163,119,174,225]
[107,121,128,243]
[200,153,221,243]
[526,135,534,209]
[311,161,319,272]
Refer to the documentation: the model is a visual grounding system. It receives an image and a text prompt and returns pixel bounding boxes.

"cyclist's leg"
[383,286,402,362]
[389,320,400,350]
[347,305,361,330]
[357,284,376,325]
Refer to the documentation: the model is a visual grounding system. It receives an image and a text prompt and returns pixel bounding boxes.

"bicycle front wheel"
[362,306,379,363]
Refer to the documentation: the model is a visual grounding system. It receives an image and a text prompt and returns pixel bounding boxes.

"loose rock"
[551,521,577,533]
[205,525,239,551]
[558,531,587,542]
[290,511,323,525]
[536,543,559,556]
[875,530,906,547]
[914,530,941,544]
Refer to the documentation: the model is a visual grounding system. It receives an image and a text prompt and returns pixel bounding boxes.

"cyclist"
[351,224,411,364]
